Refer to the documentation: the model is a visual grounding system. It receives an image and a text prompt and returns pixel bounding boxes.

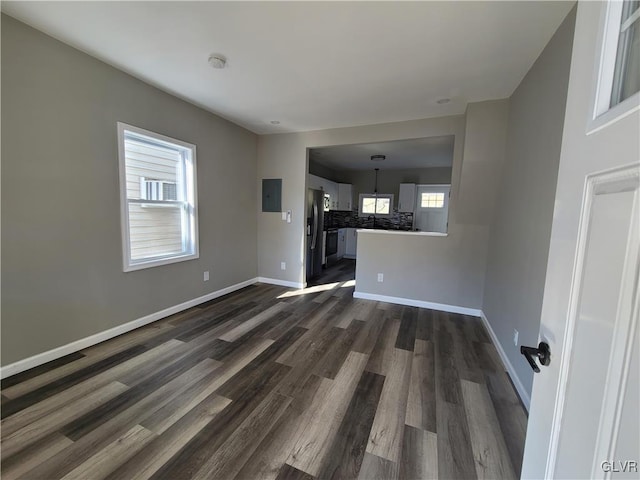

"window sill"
[588,89,640,135]
[124,252,199,272]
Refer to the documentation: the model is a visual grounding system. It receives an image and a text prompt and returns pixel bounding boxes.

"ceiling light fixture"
[436,98,451,104]
[370,155,386,162]
[208,54,227,69]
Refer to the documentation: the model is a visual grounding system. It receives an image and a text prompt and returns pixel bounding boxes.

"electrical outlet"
[513,329,519,346]
[377,273,384,282]
[203,271,209,281]
[281,262,286,271]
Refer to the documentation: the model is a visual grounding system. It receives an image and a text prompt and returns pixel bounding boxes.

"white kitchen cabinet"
[398,183,416,212]
[307,173,323,191]
[345,228,357,258]
[338,183,353,211]
[337,228,346,259]
[326,181,339,210]
[308,174,339,210]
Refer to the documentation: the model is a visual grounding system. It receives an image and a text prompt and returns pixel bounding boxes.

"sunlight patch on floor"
[277,281,341,299]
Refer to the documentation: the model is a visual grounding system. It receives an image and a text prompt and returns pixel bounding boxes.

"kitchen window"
[117,123,199,271]
[359,194,393,217]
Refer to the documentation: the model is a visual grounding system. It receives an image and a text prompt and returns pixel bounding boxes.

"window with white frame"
[117,123,198,271]
[359,193,393,217]
[610,0,639,107]
[593,0,640,125]
[420,192,445,208]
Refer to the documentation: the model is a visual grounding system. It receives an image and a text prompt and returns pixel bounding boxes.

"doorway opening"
[305,135,454,286]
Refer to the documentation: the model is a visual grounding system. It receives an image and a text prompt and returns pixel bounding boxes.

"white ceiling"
[2,1,574,135]
[310,136,454,171]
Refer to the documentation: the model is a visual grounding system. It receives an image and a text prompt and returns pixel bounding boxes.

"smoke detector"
[208,54,227,69]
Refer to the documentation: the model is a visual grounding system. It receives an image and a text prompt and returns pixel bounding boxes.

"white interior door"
[413,184,450,233]
[522,2,640,479]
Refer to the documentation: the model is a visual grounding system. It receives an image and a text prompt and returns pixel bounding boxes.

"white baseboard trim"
[257,277,306,289]
[0,277,260,380]
[480,311,531,411]
[353,291,482,317]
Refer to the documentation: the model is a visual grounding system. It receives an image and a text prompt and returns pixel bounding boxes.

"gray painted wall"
[458,102,509,226]
[481,8,576,397]
[355,101,508,309]
[1,15,258,365]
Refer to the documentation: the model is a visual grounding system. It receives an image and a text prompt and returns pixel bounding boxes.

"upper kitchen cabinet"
[308,173,325,191]
[326,181,338,209]
[398,183,416,212]
[337,183,353,211]
[308,174,338,209]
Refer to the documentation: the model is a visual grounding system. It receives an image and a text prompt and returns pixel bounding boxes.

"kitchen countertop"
[325,226,414,232]
[357,228,448,237]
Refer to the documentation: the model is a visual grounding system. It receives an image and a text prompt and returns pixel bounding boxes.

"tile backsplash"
[325,209,414,230]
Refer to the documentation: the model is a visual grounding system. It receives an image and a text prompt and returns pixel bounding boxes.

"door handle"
[520,342,551,373]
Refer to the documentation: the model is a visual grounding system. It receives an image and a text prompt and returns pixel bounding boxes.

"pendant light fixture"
[374,167,379,194]
[372,167,381,229]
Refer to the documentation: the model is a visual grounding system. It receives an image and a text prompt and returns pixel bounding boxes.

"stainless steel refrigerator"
[306,188,325,281]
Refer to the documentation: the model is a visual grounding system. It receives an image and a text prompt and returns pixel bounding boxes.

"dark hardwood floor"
[306,258,356,287]
[1,278,527,480]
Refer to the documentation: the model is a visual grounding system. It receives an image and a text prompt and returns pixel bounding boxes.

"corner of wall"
[481,311,531,411]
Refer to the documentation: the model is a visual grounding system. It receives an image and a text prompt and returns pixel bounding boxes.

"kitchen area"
[306,136,454,284]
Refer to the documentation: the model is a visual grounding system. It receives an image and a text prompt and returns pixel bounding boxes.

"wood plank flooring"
[1,261,527,480]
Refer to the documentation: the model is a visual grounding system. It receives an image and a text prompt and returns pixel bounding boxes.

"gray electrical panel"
[262,178,282,212]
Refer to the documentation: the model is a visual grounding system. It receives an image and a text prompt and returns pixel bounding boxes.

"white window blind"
[118,123,198,271]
